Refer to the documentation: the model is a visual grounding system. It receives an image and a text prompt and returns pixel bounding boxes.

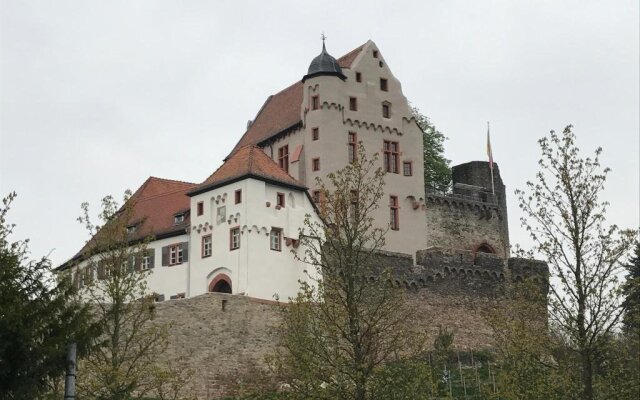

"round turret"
[302,42,347,82]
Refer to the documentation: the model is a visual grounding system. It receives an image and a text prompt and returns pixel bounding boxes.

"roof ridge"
[147,176,197,186]
[134,187,193,203]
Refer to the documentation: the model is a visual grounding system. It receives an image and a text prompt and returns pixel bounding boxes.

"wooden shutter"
[161,246,169,266]
[147,249,155,269]
[134,252,142,271]
[97,261,105,280]
[181,242,189,262]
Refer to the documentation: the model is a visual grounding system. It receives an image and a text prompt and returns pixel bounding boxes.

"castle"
[60,40,544,300]
[58,39,549,398]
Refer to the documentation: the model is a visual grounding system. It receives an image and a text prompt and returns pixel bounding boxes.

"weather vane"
[321,32,327,44]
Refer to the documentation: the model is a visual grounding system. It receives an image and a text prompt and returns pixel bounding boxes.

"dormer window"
[126,225,137,234]
[174,214,185,224]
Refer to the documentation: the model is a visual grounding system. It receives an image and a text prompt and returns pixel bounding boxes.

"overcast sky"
[1,0,638,267]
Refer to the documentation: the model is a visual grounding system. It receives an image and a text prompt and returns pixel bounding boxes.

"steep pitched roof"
[190,145,305,196]
[58,177,196,270]
[228,43,366,156]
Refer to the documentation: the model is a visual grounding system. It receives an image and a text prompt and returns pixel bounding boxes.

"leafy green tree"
[271,145,425,400]
[74,192,194,400]
[515,125,637,400]
[411,106,451,192]
[0,192,98,399]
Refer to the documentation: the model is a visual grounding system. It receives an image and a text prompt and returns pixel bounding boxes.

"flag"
[486,122,493,170]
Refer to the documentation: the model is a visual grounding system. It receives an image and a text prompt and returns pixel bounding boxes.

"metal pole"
[63,342,77,400]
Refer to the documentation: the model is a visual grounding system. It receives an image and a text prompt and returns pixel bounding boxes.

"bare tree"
[271,145,424,400]
[516,125,637,400]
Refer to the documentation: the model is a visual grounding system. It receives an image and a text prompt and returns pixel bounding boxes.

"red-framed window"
[350,190,358,222]
[349,97,358,111]
[235,189,242,204]
[390,195,399,230]
[230,227,240,250]
[312,158,320,171]
[348,132,357,163]
[355,72,362,82]
[380,78,388,91]
[278,145,289,173]
[403,161,413,176]
[270,228,282,251]
[312,127,319,141]
[197,201,204,216]
[169,244,183,265]
[202,234,212,258]
[382,102,391,118]
[311,95,320,110]
[383,141,399,173]
[277,192,285,208]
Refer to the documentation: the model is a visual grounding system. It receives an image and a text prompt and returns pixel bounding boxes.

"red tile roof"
[228,43,365,156]
[59,177,196,269]
[191,145,305,196]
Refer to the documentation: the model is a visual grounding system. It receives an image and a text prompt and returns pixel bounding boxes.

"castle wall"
[153,251,547,399]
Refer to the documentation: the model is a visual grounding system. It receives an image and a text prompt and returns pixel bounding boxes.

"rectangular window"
[383,141,400,173]
[380,78,388,91]
[312,190,321,204]
[350,190,358,222]
[169,244,183,265]
[349,97,357,111]
[382,103,391,118]
[373,50,379,58]
[348,132,357,163]
[277,192,285,208]
[403,161,413,176]
[311,95,319,110]
[235,189,242,204]
[197,201,204,216]
[390,195,399,230]
[312,158,320,171]
[202,235,212,258]
[312,127,319,141]
[278,145,289,173]
[230,227,240,250]
[356,72,362,82]
[270,228,282,251]
[142,254,152,270]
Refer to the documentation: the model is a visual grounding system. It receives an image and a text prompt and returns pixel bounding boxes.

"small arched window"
[476,244,495,254]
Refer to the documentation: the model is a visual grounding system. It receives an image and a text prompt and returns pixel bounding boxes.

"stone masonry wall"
[153,251,547,399]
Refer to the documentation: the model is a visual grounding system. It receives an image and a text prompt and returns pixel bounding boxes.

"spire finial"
[321,32,327,51]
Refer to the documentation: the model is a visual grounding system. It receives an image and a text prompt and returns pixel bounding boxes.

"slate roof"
[190,145,306,196]
[228,43,365,156]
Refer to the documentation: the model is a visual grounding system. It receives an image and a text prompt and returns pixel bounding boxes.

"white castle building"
[60,40,432,301]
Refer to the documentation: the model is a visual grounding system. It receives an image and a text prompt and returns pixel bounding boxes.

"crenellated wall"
[153,249,548,399]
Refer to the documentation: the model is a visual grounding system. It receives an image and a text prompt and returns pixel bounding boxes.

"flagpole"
[487,121,495,195]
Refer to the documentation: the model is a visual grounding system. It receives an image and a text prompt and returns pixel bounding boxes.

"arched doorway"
[209,274,232,294]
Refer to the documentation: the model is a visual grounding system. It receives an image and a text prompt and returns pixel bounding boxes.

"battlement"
[368,248,549,297]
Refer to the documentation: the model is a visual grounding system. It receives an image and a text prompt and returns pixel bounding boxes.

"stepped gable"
[57,177,196,270]
[190,145,306,196]
[227,43,366,157]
